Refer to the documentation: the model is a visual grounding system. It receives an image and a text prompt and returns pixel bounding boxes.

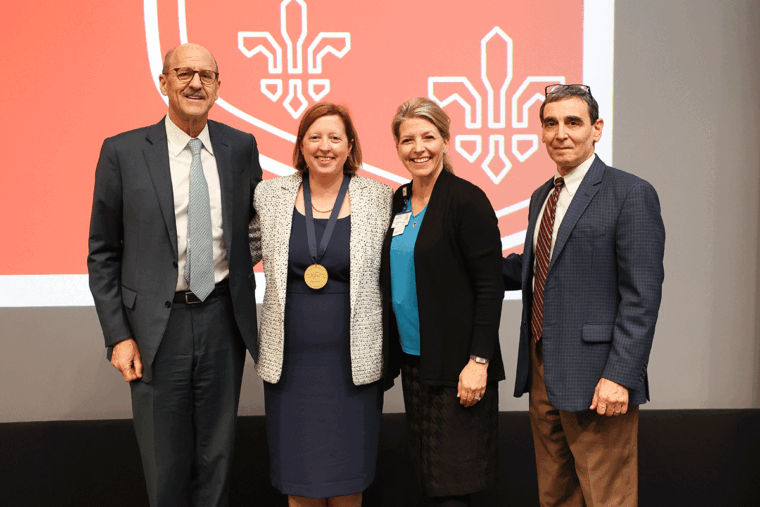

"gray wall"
[1,0,759,422]
[612,0,760,410]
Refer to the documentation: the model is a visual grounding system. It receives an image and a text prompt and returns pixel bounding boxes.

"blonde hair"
[391,97,453,174]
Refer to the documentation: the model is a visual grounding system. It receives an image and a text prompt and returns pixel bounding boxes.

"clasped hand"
[457,359,488,408]
[111,338,143,382]
[590,378,628,416]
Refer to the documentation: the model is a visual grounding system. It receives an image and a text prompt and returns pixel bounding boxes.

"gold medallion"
[304,264,329,290]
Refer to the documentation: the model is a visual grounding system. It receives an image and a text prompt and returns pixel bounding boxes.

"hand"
[590,378,629,416]
[457,359,488,408]
[110,338,143,382]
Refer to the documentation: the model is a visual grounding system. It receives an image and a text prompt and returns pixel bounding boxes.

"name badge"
[392,211,411,236]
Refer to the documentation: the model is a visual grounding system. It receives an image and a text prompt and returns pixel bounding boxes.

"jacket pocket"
[581,323,613,343]
[572,225,605,237]
[121,286,137,309]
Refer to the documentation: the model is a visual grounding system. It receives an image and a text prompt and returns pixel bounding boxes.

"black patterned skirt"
[400,354,499,497]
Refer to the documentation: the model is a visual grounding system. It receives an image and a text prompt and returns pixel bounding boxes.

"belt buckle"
[184,292,202,305]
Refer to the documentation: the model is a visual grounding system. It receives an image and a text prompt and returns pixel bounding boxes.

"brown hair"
[391,97,454,174]
[292,102,363,175]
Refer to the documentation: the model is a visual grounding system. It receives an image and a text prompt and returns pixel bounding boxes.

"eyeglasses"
[169,67,219,85]
[545,84,592,97]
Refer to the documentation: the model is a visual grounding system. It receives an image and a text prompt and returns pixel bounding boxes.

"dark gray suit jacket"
[88,118,262,382]
[503,156,665,412]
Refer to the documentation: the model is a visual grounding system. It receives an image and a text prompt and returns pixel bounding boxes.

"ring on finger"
[474,396,482,401]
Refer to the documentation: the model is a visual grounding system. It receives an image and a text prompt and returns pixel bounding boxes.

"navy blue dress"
[264,208,383,498]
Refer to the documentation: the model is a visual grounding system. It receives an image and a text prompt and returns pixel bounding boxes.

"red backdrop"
[0,0,583,275]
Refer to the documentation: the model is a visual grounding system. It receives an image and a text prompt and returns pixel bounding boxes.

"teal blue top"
[389,200,428,356]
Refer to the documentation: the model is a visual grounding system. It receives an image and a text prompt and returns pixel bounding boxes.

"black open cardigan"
[381,169,506,389]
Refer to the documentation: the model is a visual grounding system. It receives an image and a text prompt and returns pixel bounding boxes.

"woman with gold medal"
[250,102,393,507]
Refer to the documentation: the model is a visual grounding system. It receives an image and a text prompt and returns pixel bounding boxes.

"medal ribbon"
[303,174,351,266]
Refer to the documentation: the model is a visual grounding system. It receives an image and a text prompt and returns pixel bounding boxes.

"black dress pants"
[130,292,246,507]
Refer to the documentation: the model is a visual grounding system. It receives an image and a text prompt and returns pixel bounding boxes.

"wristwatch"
[470,355,489,364]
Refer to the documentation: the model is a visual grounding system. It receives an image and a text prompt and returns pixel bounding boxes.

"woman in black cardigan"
[381,97,505,507]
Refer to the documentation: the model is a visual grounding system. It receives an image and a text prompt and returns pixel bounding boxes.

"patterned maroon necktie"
[531,177,564,342]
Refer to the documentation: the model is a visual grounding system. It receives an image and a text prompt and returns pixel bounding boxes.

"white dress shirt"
[165,116,229,291]
[532,153,596,282]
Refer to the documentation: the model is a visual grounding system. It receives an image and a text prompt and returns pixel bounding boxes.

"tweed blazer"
[250,173,393,385]
[503,156,665,412]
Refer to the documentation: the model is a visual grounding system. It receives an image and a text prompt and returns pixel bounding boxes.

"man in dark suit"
[503,84,665,506]
[88,43,261,506]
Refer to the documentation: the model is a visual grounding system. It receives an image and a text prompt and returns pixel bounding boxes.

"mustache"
[182,91,207,99]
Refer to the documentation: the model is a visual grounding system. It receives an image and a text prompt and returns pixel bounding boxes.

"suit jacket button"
[173,261,178,268]
[165,301,172,308]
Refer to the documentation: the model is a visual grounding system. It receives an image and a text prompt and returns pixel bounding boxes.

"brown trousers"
[529,340,638,507]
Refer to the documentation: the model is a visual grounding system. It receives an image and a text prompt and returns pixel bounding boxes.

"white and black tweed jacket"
[249,173,393,385]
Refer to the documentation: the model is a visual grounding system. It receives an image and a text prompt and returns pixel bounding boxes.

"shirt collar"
[165,116,213,157]
[554,153,596,197]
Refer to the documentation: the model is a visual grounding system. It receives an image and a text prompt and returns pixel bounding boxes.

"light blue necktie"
[185,138,215,301]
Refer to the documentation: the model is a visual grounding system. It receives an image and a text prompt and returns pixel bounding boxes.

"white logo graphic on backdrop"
[142,7,568,256]
[0,2,614,308]
[144,0,404,183]
[428,27,565,185]
[238,0,350,119]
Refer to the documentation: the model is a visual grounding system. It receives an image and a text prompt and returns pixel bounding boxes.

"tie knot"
[554,177,565,190]
[188,138,202,156]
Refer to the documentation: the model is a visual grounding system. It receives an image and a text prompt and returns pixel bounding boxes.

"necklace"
[311,202,333,214]
[410,194,430,228]
[308,176,344,214]
[303,175,350,290]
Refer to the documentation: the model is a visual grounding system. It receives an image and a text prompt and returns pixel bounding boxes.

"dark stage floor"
[2,410,758,506]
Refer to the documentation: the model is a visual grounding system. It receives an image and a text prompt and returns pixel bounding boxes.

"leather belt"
[174,279,229,305]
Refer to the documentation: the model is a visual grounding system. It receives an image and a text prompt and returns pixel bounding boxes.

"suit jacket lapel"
[143,118,178,259]
[275,174,301,310]
[417,169,451,246]
[208,121,234,257]
[348,176,365,316]
[522,178,554,287]
[548,156,605,272]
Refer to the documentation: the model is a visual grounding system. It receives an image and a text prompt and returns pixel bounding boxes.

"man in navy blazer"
[88,43,261,506]
[503,84,665,506]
